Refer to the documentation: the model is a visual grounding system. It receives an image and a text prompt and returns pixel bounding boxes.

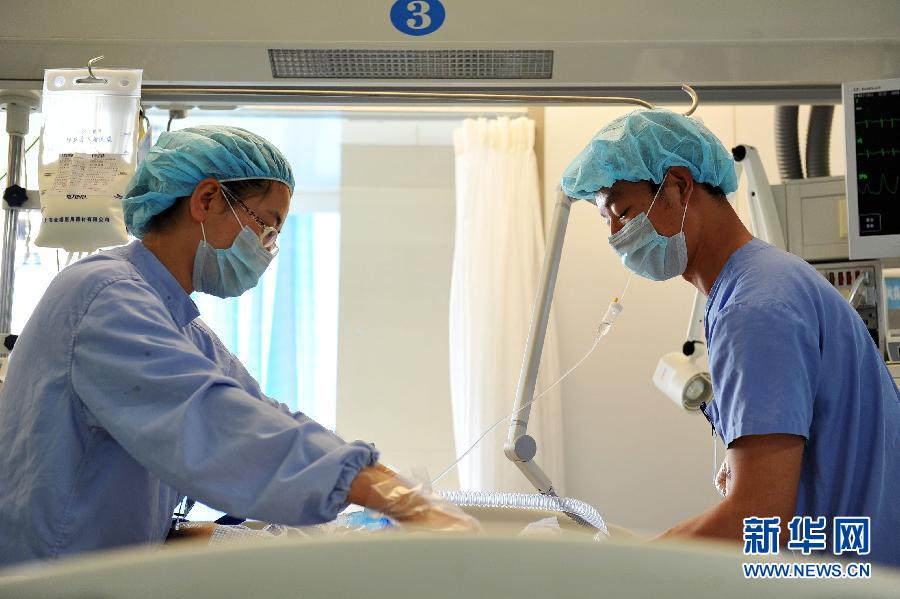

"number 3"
[406,1,432,30]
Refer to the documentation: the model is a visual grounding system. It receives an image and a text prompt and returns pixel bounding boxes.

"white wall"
[543,104,846,533]
[336,142,459,487]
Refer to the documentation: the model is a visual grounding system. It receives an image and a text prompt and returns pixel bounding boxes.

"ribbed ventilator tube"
[775,105,804,180]
[806,105,834,178]
[440,490,609,537]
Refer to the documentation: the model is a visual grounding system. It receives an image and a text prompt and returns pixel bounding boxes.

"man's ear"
[188,178,222,223]
[667,166,695,207]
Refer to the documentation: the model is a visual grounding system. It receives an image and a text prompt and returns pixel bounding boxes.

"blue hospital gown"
[0,241,377,568]
[704,239,899,567]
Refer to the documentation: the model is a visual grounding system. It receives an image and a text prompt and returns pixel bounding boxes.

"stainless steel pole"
[0,134,24,334]
[0,92,39,336]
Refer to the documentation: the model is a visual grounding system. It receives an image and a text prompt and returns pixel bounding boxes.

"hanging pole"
[0,91,40,335]
[142,83,700,114]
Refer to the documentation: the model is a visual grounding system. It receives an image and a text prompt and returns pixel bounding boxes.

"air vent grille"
[268,49,553,79]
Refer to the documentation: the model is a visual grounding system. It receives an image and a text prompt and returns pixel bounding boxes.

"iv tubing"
[432,336,602,486]
[432,286,626,487]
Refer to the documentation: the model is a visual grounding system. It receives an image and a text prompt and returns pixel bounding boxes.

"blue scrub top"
[704,238,899,567]
[0,241,378,568]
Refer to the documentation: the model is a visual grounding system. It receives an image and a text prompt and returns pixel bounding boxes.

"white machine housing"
[770,176,848,262]
[885,268,900,361]
[768,176,890,355]
[652,351,712,411]
[890,362,900,387]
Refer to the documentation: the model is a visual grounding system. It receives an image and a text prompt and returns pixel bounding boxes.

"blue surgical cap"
[560,108,738,201]
[123,125,295,238]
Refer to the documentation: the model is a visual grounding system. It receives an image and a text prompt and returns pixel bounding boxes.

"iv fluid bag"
[36,67,144,252]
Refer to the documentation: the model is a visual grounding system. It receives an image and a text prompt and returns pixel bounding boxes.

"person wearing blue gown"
[562,109,899,567]
[0,126,476,568]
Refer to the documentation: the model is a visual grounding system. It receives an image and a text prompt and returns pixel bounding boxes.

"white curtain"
[449,117,565,493]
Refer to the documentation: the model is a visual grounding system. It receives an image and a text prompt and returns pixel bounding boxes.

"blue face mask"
[192,200,274,298]
[607,174,689,282]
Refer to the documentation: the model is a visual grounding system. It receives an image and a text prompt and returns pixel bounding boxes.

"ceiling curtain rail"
[142,84,700,115]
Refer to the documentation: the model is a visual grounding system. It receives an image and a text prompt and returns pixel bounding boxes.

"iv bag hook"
[681,84,699,116]
[75,56,108,85]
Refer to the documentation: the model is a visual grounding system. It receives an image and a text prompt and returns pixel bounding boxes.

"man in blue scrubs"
[562,109,899,567]
[0,126,476,569]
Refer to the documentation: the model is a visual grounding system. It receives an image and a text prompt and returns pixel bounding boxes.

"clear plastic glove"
[715,458,731,497]
[351,466,481,533]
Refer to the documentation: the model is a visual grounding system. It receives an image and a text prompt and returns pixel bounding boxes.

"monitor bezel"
[843,77,900,260]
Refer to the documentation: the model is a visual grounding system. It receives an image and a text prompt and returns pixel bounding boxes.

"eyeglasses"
[221,187,280,251]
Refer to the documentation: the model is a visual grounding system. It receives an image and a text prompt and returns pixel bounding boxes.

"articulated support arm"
[504,189,578,495]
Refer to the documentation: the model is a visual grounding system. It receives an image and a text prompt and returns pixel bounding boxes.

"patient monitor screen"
[851,85,900,237]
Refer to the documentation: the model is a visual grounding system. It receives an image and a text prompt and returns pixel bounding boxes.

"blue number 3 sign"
[390,0,446,36]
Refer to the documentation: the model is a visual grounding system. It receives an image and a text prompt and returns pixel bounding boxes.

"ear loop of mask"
[645,171,688,237]
[644,171,668,220]
[199,187,243,243]
[614,171,670,304]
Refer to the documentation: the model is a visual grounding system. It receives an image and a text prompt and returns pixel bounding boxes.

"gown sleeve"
[70,278,378,525]
[707,300,817,447]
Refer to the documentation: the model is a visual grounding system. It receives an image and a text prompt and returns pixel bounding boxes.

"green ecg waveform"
[855,117,900,128]
[856,148,900,158]
[858,173,900,195]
